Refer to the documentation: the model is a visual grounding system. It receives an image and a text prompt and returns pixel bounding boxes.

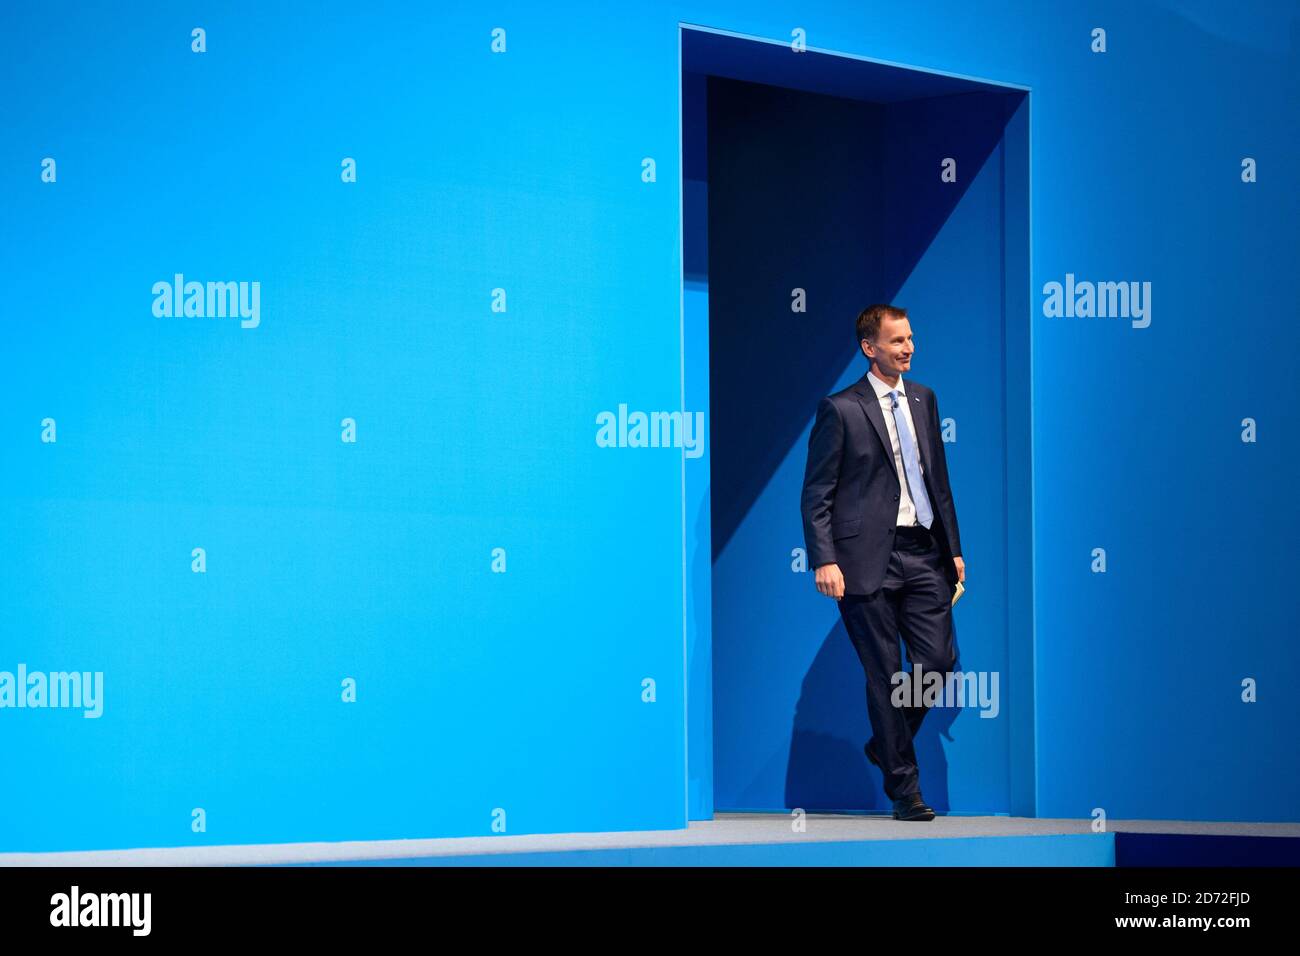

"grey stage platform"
[3,813,1298,867]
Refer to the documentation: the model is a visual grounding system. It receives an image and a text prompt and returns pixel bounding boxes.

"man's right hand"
[814,562,846,601]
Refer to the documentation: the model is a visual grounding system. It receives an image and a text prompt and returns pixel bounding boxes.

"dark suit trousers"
[836,523,956,801]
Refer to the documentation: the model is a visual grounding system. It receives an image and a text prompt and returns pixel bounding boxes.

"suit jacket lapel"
[853,378,893,464]
[909,390,933,476]
[853,374,932,476]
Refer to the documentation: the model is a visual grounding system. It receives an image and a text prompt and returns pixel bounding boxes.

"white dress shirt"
[866,368,924,528]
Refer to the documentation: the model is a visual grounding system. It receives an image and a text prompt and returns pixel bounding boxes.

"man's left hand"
[953,556,965,583]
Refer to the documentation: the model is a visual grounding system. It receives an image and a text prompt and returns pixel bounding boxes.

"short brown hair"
[856,304,908,351]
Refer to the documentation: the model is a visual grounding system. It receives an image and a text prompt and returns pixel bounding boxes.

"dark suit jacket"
[800,369,962,596]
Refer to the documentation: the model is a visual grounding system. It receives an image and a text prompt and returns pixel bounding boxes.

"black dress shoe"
[891,792,936,821]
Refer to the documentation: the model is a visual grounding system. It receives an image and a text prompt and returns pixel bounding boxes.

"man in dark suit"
[800,303,966,822]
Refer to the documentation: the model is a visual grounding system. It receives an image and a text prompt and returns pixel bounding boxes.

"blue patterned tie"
[889,390,933,529]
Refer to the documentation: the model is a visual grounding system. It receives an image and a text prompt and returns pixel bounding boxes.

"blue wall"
[1,1,690,852]
[2,0,1296,852]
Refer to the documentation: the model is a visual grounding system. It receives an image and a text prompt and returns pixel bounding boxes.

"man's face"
[862,316,914,375]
